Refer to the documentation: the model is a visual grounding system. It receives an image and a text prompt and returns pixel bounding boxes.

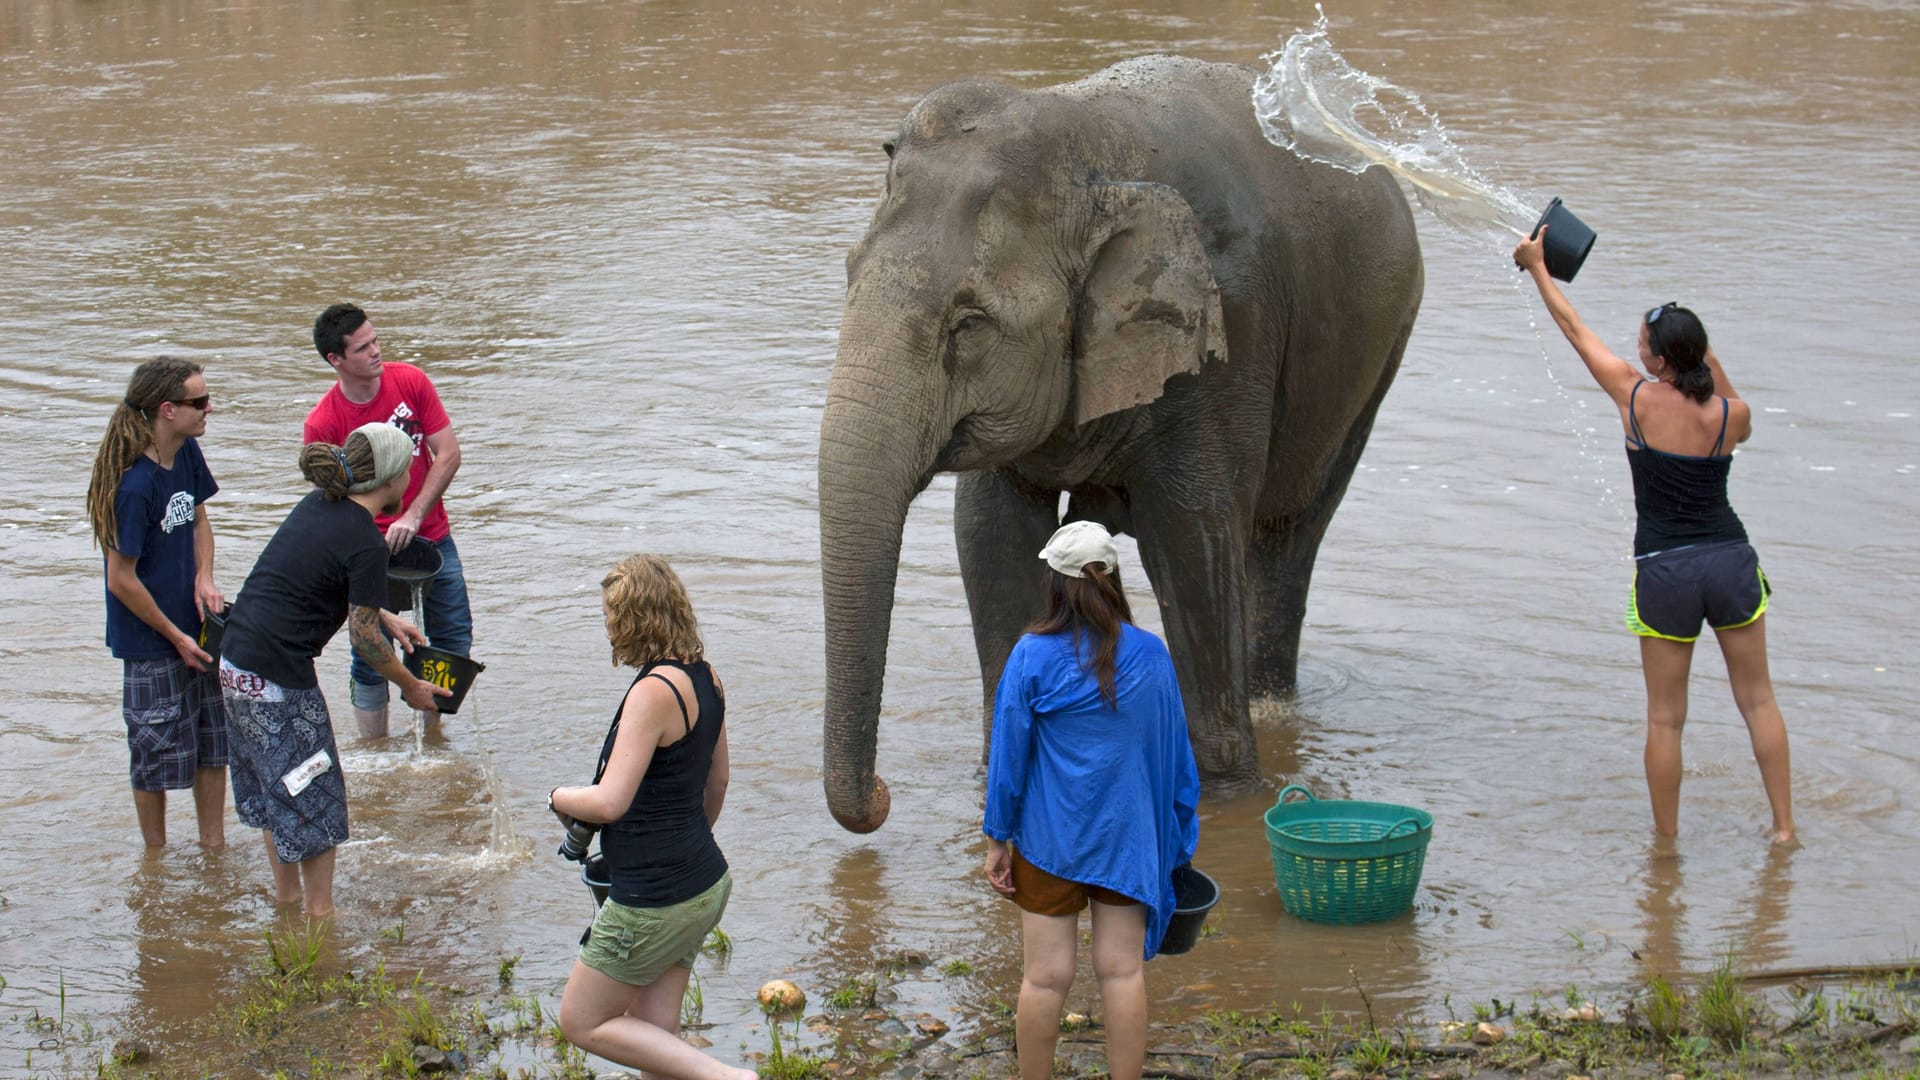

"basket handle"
[1275,784,1316,808]
[1385,816,1424,839]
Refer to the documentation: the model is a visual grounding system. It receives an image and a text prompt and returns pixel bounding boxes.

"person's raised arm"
[1703,347,1755,444]
[1515,227,1641,407]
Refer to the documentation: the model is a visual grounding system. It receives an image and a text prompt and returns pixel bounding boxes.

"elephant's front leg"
[955,469,1059,757]
[1130,494,1261,791]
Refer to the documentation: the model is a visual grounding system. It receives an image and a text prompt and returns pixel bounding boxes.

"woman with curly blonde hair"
[548,556,752,1080]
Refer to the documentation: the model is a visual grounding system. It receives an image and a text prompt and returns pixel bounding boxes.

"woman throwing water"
[1515,229,1794,845]
[983,521,1200,1080]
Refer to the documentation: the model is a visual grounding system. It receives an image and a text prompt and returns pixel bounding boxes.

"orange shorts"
[1010,846,1141,916]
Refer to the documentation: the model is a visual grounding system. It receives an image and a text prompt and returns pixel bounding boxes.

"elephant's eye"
[953,313,990,335]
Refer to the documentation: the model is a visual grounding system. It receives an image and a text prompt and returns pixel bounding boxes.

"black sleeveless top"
[597,659,729,907]
[1624,381,1748,557]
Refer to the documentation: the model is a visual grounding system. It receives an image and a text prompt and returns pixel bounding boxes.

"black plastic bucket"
[1158,865,1219,956]
[197,604,231,666]
[385,539,442,613]
[1532,197,1596,283]
[581,853,611,908]
[403,644,485,714]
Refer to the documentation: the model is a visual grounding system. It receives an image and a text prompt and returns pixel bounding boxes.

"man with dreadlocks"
[86,356,227,849]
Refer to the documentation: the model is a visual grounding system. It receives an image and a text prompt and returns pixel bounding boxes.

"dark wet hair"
[1646,302,1714,404]
[1025,562,1135,708]
[313,303,369,363]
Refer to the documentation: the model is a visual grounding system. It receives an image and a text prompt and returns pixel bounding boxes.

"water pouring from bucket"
[1253,4,1595,278]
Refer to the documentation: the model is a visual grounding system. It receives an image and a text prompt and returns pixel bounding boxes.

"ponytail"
[1647,304,1715,404]
[299,431,377,501]
[1670,364,1715,404]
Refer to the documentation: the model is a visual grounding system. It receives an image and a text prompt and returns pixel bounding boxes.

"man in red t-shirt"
[305,303,472,738]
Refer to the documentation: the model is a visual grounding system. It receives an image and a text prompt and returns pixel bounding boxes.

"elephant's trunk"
[818,307,943,833]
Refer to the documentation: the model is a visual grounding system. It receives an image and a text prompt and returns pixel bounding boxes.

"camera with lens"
[557,816,598,862]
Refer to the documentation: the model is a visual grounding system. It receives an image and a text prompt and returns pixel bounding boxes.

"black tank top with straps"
[596,659,729,907]
[1624,380,1748,557]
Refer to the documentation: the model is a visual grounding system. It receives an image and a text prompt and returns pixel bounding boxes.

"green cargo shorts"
[579,871,732,987]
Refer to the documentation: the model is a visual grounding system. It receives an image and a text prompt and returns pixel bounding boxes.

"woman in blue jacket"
[983,520,1201,1080]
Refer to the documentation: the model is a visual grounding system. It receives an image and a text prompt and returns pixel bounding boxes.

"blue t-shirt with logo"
[104,438,218,660]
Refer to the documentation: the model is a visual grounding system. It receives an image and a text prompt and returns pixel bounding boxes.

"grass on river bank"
[6,926,1919,1079]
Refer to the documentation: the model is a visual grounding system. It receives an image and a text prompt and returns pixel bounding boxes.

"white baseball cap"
[1038,520,1119,578]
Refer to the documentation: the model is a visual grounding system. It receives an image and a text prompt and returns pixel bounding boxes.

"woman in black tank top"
[546,556,756,1080]
[1517,229,1795,846]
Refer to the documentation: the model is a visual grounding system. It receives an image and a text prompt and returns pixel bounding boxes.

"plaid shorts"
[123,657,228,791]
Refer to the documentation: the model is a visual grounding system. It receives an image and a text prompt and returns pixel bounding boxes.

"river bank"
[15,925,1916,1079]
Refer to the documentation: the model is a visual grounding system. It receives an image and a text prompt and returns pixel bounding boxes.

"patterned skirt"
[220,660,349,864]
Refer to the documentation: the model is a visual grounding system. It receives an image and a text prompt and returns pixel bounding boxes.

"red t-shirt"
[302,362,454,541]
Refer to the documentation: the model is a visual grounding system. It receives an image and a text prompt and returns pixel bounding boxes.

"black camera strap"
[590,669,647,785]
[591,665,692,783]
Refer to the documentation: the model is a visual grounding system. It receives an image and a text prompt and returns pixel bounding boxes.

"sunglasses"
[168,394,211,411]
[1645,302,1679,326]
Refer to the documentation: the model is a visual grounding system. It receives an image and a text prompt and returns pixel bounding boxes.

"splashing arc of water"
[1252,4,1539,237]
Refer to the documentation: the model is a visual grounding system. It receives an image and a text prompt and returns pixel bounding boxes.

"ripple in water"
[1252,4,1539,237]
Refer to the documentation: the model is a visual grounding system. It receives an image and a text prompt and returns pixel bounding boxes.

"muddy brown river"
[2,0,1917,1070]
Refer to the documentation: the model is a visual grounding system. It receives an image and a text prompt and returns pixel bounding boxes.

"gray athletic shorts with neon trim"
[1627,540,1771,642]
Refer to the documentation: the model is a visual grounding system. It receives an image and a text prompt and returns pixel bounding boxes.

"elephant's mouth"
[932,414,995,475]
[929,423,969,476]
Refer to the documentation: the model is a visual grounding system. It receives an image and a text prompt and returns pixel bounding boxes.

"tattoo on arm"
[349,605,389,666]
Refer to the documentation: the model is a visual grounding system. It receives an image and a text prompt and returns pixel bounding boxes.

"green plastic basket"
[1264,784,1433,925]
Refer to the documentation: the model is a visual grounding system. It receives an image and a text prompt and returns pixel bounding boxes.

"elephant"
[818,55,1423,833]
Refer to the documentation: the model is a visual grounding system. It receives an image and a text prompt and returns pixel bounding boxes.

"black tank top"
[1624,381,1748,557]
[597,660,729,907]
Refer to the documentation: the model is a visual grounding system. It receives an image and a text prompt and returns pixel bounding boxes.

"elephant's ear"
[1071,181,1226,426]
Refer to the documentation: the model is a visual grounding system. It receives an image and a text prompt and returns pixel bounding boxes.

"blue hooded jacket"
[983,622,1201,958]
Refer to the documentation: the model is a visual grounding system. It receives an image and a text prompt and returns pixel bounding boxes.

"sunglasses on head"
[1645,302,1679,326]
[168,394,211,411]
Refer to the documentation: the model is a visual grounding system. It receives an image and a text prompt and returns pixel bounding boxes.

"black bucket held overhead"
[385,538,442,613]
[1157,864,1220,957]
[403,644,485,714]
[1532,197,1596,283]
[197,604,231,667]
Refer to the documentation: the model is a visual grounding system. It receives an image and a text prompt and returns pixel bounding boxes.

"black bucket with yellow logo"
[403,644,485,714]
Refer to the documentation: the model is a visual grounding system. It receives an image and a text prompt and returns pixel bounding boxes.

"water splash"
[1253,5,1538,237]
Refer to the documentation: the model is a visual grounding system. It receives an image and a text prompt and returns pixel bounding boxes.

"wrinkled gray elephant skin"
[819,55,1423,833]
